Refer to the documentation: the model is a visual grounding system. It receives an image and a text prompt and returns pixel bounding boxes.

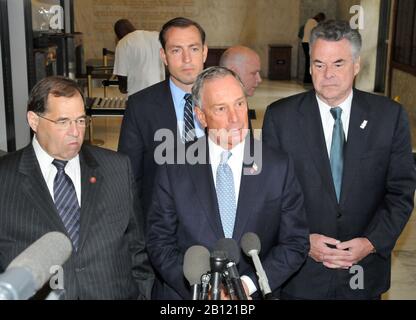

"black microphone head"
[214,238,240,264]
[210,250,227,273]
[6,232,72,290]
[183,245,210,286]
[240,232,261,256]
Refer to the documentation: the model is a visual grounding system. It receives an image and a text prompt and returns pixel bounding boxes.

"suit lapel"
[340,89,371,204]
[298,91,338,203]
[19,145,66,232]
[78,146,103,251]
[155,80,180,137]
[186,138,224,239]
[233,136,261,241]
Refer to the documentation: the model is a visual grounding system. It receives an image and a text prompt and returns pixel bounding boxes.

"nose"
[256,72,262,85]
[228,106,239,123]
[323,65,334,79]
[67,120,80,137]
[182,49,191,63]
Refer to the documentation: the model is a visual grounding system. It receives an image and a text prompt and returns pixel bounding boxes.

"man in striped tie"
[0,76,154,299]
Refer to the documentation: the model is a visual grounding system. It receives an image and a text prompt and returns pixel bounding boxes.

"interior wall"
[354,0,380,92]
[74,0,301,78]
[391,69,416,149]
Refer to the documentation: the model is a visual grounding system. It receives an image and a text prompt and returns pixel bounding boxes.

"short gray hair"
[192,66,245,108]
[310,20,362,60]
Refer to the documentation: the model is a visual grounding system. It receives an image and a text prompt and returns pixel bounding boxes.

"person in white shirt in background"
[113,19,165,96]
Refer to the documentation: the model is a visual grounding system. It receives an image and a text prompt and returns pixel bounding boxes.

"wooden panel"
[204,47,227,68]
[268,45,291,80]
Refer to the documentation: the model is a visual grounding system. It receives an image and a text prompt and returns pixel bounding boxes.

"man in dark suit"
[118,17,208,217]
[0,76,153,299]
[146,66,309,299]
[263,20,416,299]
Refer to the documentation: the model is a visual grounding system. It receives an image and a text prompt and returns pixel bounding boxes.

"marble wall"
[74,0,300,77]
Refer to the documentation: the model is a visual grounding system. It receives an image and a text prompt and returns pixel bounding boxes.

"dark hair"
[192,66,245,108]
[314,12,326,22]
[310,20,362,60]
[114,19,136,40]
[27,76,85,114]
[159,17,206,50]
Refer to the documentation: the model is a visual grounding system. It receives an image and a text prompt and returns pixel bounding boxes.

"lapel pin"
[89,176,97,184]
[249,163,258,174]
[360,120,368,129]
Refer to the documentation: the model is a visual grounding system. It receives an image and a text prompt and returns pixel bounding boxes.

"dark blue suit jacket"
[263,89,416,299]
[146,136,310,299]
[118,80,178,218]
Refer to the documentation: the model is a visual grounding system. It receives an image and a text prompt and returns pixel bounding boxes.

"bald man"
[219,46,262,96]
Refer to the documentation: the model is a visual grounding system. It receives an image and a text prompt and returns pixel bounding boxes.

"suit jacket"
[118,80,179,218]
[262,89,416,299]
[0,144,154,299]
[146,136,310,299]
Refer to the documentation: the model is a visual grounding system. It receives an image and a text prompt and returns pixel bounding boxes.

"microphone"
[0,232,73,300]
[209,250,227,300]
[241,232,273,299]
[183,245,210,300]
[215,238,247,300]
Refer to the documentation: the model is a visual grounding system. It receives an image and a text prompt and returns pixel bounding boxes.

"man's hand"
[309,234,375,269]
[335,237,375,265]
[309,233,352,269]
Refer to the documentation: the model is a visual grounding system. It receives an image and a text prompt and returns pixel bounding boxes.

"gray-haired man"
[263,20,415,299]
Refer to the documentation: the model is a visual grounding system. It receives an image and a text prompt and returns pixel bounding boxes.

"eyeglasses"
[37,114,90,129]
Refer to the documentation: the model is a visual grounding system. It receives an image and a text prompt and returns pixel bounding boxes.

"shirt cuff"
[240,275,257,296]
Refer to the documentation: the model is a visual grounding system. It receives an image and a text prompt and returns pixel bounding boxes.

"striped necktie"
[183,93,196,142]
[52,159,80,250]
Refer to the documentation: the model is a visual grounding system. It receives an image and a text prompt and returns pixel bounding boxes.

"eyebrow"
[313,59,346,64]
[168,43,202,49]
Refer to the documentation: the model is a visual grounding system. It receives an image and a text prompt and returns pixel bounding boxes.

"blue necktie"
[52,159,80,250]
[183,94,195,142]
[329,107,345,202]
[216,151,236,238]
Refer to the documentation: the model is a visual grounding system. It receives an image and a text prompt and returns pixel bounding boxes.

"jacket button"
[75,267,84,272]
[337,210,342,218]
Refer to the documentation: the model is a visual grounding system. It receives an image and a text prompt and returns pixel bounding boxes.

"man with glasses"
[0,76,153,299]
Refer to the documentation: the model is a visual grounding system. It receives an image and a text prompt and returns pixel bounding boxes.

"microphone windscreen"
[214,238,240,264]
[7,232,73,290]
[183,245,210,286]
[241,232,261,256]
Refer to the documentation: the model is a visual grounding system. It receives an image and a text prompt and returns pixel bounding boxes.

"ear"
[160,48,168,67]
[202,44,208,63]
[353,56,361,76]
[27,111,39,133]
[195,106,207,128]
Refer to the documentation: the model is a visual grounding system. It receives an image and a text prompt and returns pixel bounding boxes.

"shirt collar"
[208,135,246,164]
[169,78,189,108]
[316,90,353,115]
[32,135,80,173]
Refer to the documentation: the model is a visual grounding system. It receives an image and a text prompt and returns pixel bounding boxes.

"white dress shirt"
[208,137,257,295]
[316,90,353,157]
[32,136,81,205]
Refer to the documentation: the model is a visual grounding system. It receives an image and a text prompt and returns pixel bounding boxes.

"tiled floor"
[88,79,416,299]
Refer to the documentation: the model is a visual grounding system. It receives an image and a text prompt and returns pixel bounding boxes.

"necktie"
[52,159,80,250]
[216,151,236,238]
[329,107,345,202]
[183,93,195,142]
